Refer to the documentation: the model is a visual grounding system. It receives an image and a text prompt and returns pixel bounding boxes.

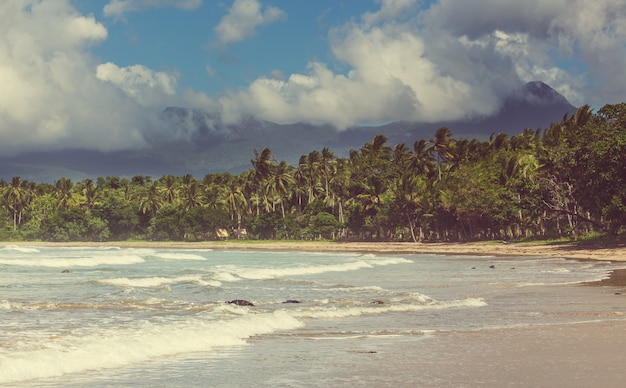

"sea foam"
[0,255,145,268]
[215,257,412,281]
[0,310,303,384]
[97,275,220,288]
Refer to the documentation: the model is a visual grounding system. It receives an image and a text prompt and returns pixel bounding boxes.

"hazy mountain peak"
[520,81,570,105]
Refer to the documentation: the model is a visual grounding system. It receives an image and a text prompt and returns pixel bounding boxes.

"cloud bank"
[1,0,626,157]
[0,0,154,155]
[218,0,626,127]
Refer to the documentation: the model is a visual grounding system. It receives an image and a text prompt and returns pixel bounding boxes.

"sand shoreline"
[5,240,626,262]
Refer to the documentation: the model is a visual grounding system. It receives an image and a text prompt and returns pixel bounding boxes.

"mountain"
[0,82,575,182]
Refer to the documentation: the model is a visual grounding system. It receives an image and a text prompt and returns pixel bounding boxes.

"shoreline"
[5,240,626,262]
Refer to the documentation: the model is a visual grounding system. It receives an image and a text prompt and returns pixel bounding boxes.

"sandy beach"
[4,240,626,387]
[6,240,626,262]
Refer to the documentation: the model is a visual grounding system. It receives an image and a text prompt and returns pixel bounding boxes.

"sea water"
[1,245,624,387]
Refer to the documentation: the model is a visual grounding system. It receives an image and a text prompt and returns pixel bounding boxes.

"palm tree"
[391,172,427,242]
[159,175,179,205]
[319,148,335,199]
[392,143,412,173]
[412,139,435,176]
[220,175,247,226]
[267,160,295,219]
[360,135,392,166]
[250,147,275,215]
[3,176,29,231]
[328,158,351,226]
[293,156,308,211]
[81,179,101,214]
[55,178,77,210]
[180,179,204,212]
[300,150,321,204]
[428,127,454,181]
[139,183,164,217]
[202,174,223,210]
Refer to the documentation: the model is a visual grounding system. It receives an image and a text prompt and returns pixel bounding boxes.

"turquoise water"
[1,245,624,386]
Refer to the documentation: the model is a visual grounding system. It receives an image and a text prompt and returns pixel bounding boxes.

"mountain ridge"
[0,82,576,182]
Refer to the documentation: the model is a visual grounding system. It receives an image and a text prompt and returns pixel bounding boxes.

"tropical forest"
[2,103,625,243]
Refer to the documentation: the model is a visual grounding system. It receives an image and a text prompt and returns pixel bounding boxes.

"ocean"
[1,245,625,387]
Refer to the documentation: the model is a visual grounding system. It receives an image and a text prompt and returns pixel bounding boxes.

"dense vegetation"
[2,103,625,243]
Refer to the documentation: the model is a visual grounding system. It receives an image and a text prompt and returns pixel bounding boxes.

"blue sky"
[2,0,626,155]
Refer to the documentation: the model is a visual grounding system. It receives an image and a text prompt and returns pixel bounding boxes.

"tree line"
[2,103,625,242]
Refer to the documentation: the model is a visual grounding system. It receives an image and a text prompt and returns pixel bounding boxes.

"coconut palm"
[159,175,179,205]
[250,147,275,214]
[428,127,455,181]
[411,139,435,176]
[220,175,247,226]
[81,179,101,214]
[139,183,164,217]
[267,160,295,219]
[300,150,321,204]
[3,176,30,230]
[180,179,204,212]
[55,178,77,211]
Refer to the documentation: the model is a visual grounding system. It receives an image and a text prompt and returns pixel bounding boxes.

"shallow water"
[1,245,625,386]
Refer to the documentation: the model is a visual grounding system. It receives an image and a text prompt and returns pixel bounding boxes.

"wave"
[3,298,217,313]
[0,310,304,384]
[0,255,145,268]
[1,245,41,253]
[151,252,207,261]
[97,275,221,288]
[213,257,412,281]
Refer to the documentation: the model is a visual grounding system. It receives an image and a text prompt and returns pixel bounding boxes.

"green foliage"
[183,206,232,241]
[2,103,626,242]
[149,206,185,241]
[249,212,283,239]
[307,212,339,240]
[39,208,109,242]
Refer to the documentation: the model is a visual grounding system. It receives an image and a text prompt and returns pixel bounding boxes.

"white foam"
[215,257,412,281]
[97,275,220,288]
[1,245,40,253]
[152,253,207,261]
[0,255,145,268]
[0,310,304,384]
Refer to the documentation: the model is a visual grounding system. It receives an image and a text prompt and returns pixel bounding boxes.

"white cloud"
[96,62,178,107]
[217,16,514,128]
[3,0,626,157]
[103,0,202,18]
[217,0,626,127]
[0,0,178,155]
[214,0,286,45]
[423,0,626,106]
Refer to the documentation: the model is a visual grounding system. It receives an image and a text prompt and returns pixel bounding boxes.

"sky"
[2,0,626,156]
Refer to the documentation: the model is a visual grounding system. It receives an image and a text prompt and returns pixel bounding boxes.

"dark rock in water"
[282,300,301,304]
[61,269,70,273]
[489,265,495,269]
[227,299,254,306]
